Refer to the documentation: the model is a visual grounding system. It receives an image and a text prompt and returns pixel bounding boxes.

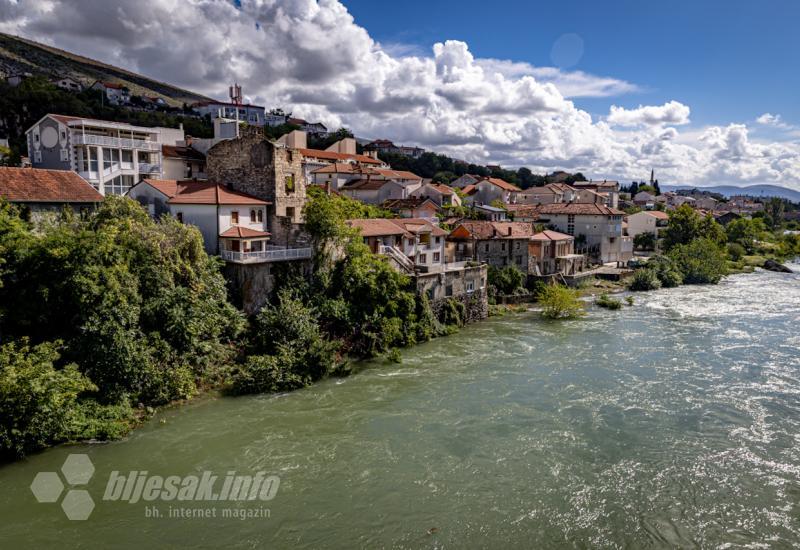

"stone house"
[529,230,585,276]
[381,197,440,220]
[0,167,103,221]
[205,128,308,246]
[447,221,536,272]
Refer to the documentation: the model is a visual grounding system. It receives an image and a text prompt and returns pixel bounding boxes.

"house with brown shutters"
[447,221,537,272]
[0,167,103,220]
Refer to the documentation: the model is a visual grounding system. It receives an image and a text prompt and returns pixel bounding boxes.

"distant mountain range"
[0,33,210,107]
[661,184,800,202]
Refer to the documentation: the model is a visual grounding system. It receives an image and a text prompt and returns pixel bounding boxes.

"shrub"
[728,242,746,261]
[228,354,305,395]
[0,340,92,459]
[628,268,662,291]
[596,293,622,310]
[538,285,585,319]
[488,265,525,295]
[668,238,728,284]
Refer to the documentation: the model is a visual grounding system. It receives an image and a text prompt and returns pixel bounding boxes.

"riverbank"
[4,268,799,547]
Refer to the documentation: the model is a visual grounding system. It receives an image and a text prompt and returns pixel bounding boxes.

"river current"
[1,267,799,548]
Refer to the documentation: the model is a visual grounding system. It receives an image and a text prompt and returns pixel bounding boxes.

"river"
[1,268,800,548]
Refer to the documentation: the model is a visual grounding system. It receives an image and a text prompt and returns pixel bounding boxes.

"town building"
[410,182,461,207]
[473,204,508,221]
[503,204,539,223]
[447,221,536,271]
[529,230,585,277]
[534,203,631,264]
[363,139,425,158]
[90,81,130,105]
[381,197,440,220]
[51,77,84,92]
[449,173,483,189]
[625,210,669,249]
[518,183,576,205]
[162,143,207,180]
[572,180,620,208]
[205,127,308,245]
[467,177,521,205]
[25,114,166,196]
[0,167,103,220]
[192,100,266,126]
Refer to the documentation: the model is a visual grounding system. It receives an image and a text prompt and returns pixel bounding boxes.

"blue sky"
[343,0,800,128]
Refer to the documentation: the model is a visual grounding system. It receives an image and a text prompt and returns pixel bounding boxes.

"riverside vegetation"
[0,189,466,460]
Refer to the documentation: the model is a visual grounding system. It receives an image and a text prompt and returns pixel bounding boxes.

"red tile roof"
[461,184,478,195]
[450,221,536,240]
[141,179,269,205]
[299,148,383,165]
[535,203,624,216]
[347,218,410,237]
[390,218,448,237]
[219,226,270,238]
[531,230,573,241]
[426,183,455,195]
[480,177,522,192]
[0,167,103,203]
[340,178,386,191]
[647,210,670,220]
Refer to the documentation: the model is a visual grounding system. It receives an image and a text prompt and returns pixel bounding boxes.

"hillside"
[662,184,800,203]
[0,33,210,107]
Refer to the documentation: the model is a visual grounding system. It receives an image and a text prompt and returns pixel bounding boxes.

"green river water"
[1,268,799,548]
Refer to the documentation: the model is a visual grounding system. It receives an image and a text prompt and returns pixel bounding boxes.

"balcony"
[73,133,161,151]
[220,247,313,264]
[138,163,162,174]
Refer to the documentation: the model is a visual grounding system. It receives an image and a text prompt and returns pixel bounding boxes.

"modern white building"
[26,114,167,196]
[192,101,266,125]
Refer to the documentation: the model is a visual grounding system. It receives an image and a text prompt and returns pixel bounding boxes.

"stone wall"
[206,130,308,246]
[224,259,314,314]
[415,264,489,323]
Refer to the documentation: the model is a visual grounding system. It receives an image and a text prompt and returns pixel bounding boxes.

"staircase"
[379,245,416,274]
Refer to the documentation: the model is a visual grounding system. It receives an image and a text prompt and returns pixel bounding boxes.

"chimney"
[507,226,512,236]
[325,180,331,195]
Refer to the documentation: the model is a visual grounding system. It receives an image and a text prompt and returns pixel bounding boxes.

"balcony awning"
[219,226,270,238]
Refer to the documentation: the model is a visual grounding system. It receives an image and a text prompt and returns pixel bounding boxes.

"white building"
[90,81,130,105]
[26,114,167,196]
[625,210,669,246]
[535,202,630,264]
[192,101,266,126]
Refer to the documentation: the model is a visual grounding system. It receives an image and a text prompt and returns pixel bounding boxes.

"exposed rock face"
[763,259,793,273]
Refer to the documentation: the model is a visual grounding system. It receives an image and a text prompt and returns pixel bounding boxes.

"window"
[286,207,295,219]
[433,252,440,262]
[516,255,522,265]
[176,212,183,223]
[60,130,66,141]
[34,133,39,143]
[60,149,69,162]
[250,209,257,223]
[515,241,520,250]
[484,243,489,252]
[446,285,453,297]
[466,280,475,293]
[231,211,239,224]
[435,236,441,244]
[501,242,506,251]
[285,175,295,193]
[418,253,427,263]
[34,151,42,163]
[257,209,263,223]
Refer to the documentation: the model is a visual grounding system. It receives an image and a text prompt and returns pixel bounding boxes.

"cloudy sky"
[2,0,799,188]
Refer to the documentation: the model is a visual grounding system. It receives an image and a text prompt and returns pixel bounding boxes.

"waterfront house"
[626,210,669,248]
[529,230,586,276]
[534,202,631,264]
[346,218,448,273]
[447,220,536,271]
[26,114,165,196]
[0,167,103,220]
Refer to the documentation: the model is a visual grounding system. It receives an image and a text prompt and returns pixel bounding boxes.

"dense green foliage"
[660,205,726,251]
[633,231,656,250]
[667,238,728,284]
[488,265,526,295]
[539,285,586,319]
[0,197,243,457]
[628,268,662,291]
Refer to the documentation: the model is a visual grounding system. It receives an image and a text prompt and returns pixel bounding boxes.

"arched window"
[250,209,256,223]
[257,209,263,223]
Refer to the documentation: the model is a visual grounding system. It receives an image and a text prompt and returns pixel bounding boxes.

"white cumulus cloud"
[1,0,800,188]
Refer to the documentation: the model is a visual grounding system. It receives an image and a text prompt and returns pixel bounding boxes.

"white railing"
[220,247,312,264]
[138,163,162,174]
[379,245,416,273]
[73,133,161,151]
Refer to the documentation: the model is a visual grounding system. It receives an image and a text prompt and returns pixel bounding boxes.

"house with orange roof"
[0,167,103,220]
[447,221,537,272]
[410,182,461,207]
[529,230,585,276]
[128,178,310,265]
[90,81,131,105]
[467,177,522,206]
[517,183,576,205]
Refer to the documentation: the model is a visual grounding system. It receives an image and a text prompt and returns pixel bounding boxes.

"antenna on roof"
[229,83,243,138]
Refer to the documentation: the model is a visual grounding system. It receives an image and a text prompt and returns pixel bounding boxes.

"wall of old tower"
[206,129,308,246]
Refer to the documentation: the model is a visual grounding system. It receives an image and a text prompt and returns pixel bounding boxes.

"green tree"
[726,217,766,252]
[633,231,656,250]
[628,268,662,291]
[668,238,728,284]
[488,265,525,295]
[538,285,586,319]
[661,205,726,251]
